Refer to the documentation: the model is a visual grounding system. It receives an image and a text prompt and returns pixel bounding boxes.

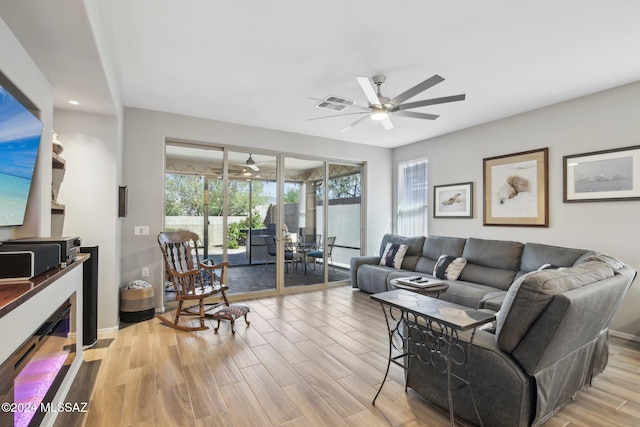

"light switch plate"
[135,225,149,236]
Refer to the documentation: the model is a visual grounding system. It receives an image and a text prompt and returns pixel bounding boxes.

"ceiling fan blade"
[246,164,260,172]
[381,117,394,130]
[341,115,371,132]
[388,75,445,106]
[395,94,466,111]
[394,111,439,120]
[356,76,382,107]
[307,111,370,121]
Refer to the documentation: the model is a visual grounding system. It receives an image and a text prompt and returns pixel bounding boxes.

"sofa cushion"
[400,236,426,270]
[380,243,409,269]
[496,261,615,353]
[457,264,519,291]
[437,279,501,308]
[433,255,467,280]
[462,238,523,271]
[479,290,508,311]
[458,238,523,289]
[415,236,467,273]
[519,242,588,274]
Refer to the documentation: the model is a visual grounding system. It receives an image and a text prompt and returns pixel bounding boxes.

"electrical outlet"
[134,226,149,236]
[142,267,149,277]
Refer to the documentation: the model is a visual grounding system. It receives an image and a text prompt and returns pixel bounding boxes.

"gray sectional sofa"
[350,234,637,426]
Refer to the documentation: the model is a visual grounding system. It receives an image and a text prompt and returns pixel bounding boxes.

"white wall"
[122,107,392,309]
[53,109,120,329]
[0,17,53,241]
[393,81,640,338]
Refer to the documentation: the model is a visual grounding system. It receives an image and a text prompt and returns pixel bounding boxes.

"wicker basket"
[120,285,155,323]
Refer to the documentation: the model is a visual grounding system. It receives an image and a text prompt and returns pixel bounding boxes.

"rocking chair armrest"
[198,260,231,271]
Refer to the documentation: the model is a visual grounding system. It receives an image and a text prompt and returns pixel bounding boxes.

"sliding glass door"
[282,156,324,287]
[164,142,361,301]
[322,163,362,285]
[225,150,278,293]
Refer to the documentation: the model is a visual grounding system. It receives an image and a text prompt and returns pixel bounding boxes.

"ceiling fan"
[242,153,260,172]
[310,74,465,131]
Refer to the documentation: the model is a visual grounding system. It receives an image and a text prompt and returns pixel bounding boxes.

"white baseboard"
[71,325,125,337]
[99,326,119,334]
[610,329,640,343]
[156,306,165,313]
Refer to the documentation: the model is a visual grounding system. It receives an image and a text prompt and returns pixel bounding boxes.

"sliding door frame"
[163,138,364,302]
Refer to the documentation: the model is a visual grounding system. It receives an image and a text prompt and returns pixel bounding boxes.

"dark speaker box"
[80,246,99,348]
[0,244,60,281]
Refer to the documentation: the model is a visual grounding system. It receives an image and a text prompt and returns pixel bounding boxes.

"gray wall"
[393,81,640,339]
[122,107,392,311]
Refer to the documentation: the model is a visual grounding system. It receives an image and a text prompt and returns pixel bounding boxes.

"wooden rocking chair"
[158,231,230,332]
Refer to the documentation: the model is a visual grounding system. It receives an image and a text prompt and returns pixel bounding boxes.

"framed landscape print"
[434,182,473,218]
[483,148,548,227]
[563,145,640,202]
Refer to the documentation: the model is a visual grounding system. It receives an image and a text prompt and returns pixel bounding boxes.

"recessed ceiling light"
[68,100,80,105]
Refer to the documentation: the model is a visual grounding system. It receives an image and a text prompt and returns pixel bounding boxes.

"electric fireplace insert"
[0,297,75,427]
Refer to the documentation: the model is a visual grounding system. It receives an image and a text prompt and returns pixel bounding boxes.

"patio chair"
[307,236,336,272]
[264,235,301,272]
[157,231,231,332]
[301,234,321,249]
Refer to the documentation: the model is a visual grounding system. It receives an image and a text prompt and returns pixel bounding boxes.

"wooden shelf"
[52,152,66,169]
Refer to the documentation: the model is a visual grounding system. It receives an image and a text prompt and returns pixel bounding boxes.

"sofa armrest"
[350,256,380,288]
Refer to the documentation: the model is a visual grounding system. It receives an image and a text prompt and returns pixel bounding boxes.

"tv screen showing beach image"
[0,85,43,227]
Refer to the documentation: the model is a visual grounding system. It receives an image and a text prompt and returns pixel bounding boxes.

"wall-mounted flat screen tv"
[0,85,43,227]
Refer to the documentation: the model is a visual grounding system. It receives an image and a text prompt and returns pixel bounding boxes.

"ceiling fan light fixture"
[311,73,465,132]
[370,109,388,121]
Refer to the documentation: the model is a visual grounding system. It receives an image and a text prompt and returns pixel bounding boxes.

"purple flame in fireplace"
[14,350,70,427]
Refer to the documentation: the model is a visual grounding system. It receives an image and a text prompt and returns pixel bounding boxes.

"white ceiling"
[2,1,640,148]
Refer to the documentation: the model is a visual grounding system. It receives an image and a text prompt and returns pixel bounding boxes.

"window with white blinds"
[397,159,428,237]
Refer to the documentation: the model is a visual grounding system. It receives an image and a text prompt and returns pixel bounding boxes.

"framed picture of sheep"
[483,148,548,226]
[563,145,640,202]
[433,182,473,218]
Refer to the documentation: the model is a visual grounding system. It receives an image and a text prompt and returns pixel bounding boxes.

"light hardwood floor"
[56,286,640,427]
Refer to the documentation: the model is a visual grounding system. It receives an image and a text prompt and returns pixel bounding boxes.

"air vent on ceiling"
[315,96,356,112]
